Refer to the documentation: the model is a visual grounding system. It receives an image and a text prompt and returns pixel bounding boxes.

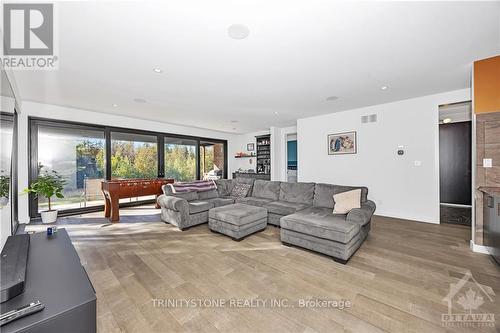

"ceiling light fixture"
[112,103,119,107]
[153,68,162,73]
[326,96,338,101]
[133,98,147,103]
[381,85,389,90]
[274,111,279,115]
[228,24,250,40]
[442,118,452,124]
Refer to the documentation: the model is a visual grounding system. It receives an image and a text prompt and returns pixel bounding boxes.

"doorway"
[286,134,297,182]
[438,101,472,225]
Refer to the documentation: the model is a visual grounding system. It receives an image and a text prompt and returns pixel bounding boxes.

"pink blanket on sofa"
[169,180,217,193]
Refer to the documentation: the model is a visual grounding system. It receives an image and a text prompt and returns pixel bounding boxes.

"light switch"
[483,158,493,168]
[414,160,422,167]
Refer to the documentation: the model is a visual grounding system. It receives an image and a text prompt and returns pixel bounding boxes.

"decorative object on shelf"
[328,131,357,155]
[247,143,255,151]
[256,135,271,175]
[24,165,67,224]
[234,152,256,158]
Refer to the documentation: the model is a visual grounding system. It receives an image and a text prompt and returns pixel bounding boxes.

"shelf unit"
[256,134,271,175]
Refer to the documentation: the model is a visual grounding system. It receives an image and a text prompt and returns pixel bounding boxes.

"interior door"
[439,121,472,205]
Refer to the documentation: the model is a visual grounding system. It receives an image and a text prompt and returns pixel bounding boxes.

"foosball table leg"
[110,196,120,222]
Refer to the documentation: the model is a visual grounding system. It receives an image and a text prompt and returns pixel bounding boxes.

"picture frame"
[327,131,357,155]
[247,143,255,151]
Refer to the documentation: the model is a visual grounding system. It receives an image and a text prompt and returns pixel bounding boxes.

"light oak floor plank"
[26,206,500,333]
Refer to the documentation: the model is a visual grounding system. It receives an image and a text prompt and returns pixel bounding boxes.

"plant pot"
[41,210,58,224]
[0,196,9,208]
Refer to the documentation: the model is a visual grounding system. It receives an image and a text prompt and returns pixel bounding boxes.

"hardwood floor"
[26,208,500,333]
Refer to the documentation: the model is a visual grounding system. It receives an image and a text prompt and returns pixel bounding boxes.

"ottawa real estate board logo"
[442,272,496,329]
[1,3,58,70]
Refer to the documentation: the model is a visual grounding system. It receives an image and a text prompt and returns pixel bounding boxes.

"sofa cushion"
[188,200,214,214]
[215,179,234,197]
[205,197,235,207]
[235,197,273,207]
[231,183,252,198]
[234,178,255,195]
[198,189,219,200]
[263,201,310,216]
[280,211,360,244]
[313,183,368,208]
[279,182,315,205]
[252,180,281,201]
[333,189,361,214]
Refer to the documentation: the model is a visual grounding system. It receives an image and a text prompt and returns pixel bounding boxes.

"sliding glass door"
[29,118,227,218]
[200,140,226,180]
[164,137,197,181]
[35,123,106,212]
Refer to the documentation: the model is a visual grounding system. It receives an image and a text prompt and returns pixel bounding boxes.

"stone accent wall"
[475,112,500,244]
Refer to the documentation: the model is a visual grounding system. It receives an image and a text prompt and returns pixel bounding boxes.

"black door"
[439,121,472,205]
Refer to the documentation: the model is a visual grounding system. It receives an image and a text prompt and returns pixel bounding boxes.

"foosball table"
[101,178,174,222]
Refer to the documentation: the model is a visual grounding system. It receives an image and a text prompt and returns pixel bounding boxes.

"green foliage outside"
[109,141,158,179]
[0,170,9,198]
[165,144,196,181]
[74,139,199,182]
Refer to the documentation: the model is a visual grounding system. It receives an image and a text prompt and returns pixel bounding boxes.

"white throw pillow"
[333,189,361,214]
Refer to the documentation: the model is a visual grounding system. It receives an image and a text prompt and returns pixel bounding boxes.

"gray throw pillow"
[231,183,251,198]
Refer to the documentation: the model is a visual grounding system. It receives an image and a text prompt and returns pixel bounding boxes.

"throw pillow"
[333,189,361,214]
[231,183,251,198]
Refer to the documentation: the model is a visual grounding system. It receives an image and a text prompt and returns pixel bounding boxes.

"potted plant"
[0,170,9,207]
[25,167,67,224]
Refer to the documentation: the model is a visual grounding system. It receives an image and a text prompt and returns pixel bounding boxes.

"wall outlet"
[483,158,493,168]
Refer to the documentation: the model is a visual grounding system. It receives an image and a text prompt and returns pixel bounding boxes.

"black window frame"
[28,116,228,219]
[0,111,18,235]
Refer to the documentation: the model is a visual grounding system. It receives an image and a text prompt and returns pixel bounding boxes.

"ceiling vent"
[361,114,377,124]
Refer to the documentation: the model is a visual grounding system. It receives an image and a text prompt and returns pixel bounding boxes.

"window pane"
[37,125,105,212]
[164,137,197,182]
[0,116,13,210]
[110,132,158,180]
[200,141,225,180]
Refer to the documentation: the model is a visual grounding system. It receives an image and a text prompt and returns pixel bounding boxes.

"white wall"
[17,101,236,223]
[297,89,470,223]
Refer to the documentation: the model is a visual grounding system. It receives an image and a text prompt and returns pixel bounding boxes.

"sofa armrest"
[157,195,189,214]
[346,200,376,225]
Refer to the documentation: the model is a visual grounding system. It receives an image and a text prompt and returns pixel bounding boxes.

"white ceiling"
[12,1,500,133]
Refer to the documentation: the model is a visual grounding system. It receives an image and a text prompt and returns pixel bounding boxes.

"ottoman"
[209,203,268,241]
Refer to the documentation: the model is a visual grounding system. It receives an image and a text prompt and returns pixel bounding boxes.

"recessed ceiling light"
[274,111,279,115]
[443,118,452,124]
[112,103,119,107]
[228,24,250,40]
[153,68,162,73]
[133,98,147,103]
[381,85,389,90]
[326,96,338,101]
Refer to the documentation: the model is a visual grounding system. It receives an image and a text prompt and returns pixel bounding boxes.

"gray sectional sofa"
[157,178,376,263]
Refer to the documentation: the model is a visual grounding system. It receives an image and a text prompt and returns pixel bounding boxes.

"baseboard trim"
[470,240,491,254]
